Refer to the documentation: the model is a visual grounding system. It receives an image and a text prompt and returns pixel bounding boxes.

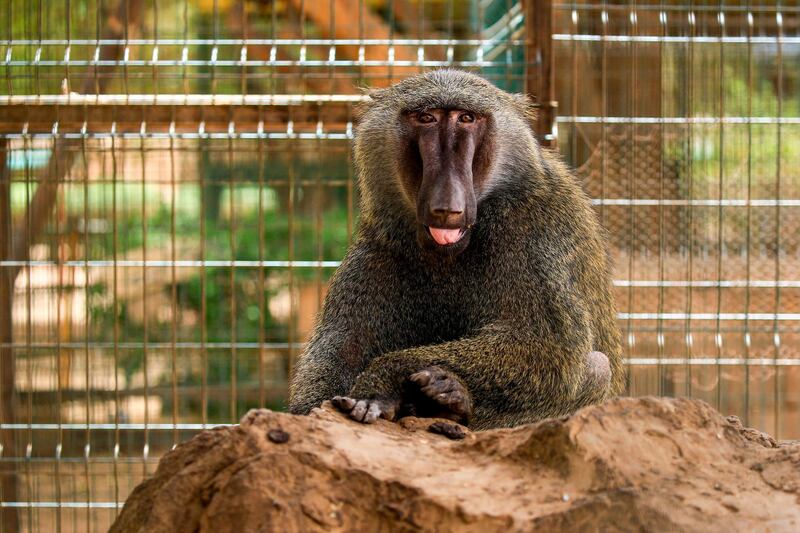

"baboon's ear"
[365,87,390,101]
[512,93,537,123]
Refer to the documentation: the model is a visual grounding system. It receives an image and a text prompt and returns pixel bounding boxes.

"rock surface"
[110,397,800,532]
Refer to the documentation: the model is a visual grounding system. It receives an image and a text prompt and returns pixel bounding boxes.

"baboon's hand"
[409,366,473,423]
[331,396,401,424]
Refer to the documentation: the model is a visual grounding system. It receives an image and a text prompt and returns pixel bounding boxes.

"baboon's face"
[400,108,494,255]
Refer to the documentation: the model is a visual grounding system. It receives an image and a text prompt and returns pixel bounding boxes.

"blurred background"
[0,0,798,530]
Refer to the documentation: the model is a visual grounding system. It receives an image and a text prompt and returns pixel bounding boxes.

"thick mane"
[364,69,529,115]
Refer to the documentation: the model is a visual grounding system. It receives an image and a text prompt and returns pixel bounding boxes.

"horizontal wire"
[558,115,800,125]
[554,4,800,13]
[1,94,367,105]
[626,358,800,366]
[0,341,305,350]
[2,261,799,288]
[0,259,341,268]
[615,280,800,288]
[592,199,800,207]
[0,423,232,430]
[3,329,798,351]
[3,260,799,286]
[3,59,517,68]
[554,35,800,44]
[620,313,800,321]
[0,502,123,509]
[0,457,159,464]
[0,132,354,140]
[0,38,525,46]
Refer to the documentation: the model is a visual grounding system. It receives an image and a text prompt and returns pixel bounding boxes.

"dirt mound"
[110,397,800,532]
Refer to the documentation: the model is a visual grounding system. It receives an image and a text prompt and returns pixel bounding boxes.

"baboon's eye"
[416,112,436,124]
[458,112,476,123]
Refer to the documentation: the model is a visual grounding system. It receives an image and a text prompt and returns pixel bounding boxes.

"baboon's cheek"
[399,146,424,205]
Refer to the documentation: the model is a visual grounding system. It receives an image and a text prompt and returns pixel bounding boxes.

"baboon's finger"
[421,379,458,397]
[332,396,356,411]
[363,402,383,423]
[350,400,369,422]
[409,370,433,387]
[435,391,471,416]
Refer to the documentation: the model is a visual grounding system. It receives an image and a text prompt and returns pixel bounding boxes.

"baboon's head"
[355,70,537,255]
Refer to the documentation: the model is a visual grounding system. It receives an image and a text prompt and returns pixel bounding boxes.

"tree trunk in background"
[524,0,557,148]
[0,136,19,533]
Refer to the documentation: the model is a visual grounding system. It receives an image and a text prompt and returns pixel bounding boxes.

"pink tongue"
[429,227,463,246]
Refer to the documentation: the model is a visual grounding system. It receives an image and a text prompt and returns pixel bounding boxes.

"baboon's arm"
[288,245,408,415]
[348,319,597,425]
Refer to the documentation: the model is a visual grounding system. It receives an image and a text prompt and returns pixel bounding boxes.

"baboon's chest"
[401,263,494,343]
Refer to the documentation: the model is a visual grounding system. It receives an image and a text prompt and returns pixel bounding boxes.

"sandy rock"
[110,397,800,532]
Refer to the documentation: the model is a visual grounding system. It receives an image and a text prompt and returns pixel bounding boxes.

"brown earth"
[109,397,800,532]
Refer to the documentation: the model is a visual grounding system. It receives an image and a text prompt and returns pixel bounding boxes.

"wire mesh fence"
[0,1,798,531]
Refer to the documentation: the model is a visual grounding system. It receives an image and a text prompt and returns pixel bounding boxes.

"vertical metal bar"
[211,0,219,96]
[228,123,237,423]
[240,0,247,96]
[257,108,266,407]
[25,110,35,532]
[182,0,189,96]
[35,0,42,97]
[388,0,395,82]
[657,3,666,397]
[715,3,725,412]
[600,2,608,234]
[504,0,512,87]
[417,0,425,76]
[476,0,484,77]
[626,3,638,394]
[358,0,364,86]
[4,1,11,96]
[570,8,577,173]
[170,112,179,444]
[524,0,556,147]
[315,121,324,317]
[139,117,149,475]
[94,0,101,96]
[270,0,277,95]
[199,131,207,427]
[122,0,130,96]
[109,112,120,531]
[153,0,159,95]
[300,0,307,91]
[743,0,753,429]
[773,6,783,439]
[328,0,335,92]
[287,124,296,386]
[685,6,695,399]
[64,0,71,95]
[79,103,91,531]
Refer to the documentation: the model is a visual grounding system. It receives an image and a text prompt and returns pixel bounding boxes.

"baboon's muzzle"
[415,116,478,251]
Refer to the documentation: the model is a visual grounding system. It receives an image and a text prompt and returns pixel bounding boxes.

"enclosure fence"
[0,1,798,531]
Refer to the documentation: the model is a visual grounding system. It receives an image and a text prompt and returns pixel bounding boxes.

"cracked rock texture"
[110,397,800,532]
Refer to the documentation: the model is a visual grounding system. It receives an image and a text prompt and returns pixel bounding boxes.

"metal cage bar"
[0,1,798,531]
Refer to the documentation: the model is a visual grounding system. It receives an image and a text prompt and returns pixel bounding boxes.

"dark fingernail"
[429,422,466,440]
[267,428,290,444]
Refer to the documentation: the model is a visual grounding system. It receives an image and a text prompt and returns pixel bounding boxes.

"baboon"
[288,70,623,430]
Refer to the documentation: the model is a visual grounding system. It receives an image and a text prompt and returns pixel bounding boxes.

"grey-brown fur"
[288,70,624,430]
